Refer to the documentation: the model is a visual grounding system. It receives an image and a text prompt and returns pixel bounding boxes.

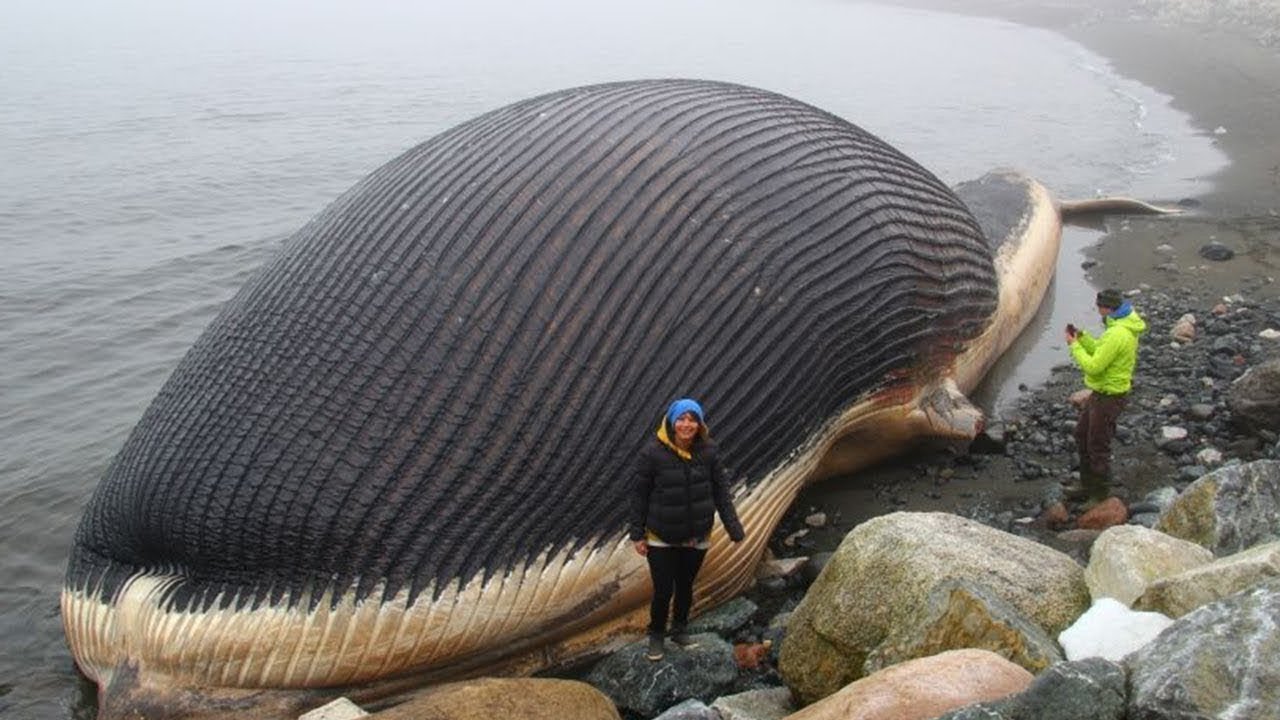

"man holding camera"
[1063,288,1147,503]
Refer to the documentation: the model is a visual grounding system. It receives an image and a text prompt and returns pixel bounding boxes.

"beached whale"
[62,79,1167,718]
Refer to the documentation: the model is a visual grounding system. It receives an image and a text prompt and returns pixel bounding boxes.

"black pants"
[647,545,707,636]
[1075,392,1128,479]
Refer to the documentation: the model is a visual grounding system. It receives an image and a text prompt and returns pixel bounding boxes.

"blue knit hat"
[666,398,704,428]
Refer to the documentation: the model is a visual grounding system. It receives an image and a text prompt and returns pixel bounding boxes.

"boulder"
[689,597,757,635]
[1134,540,1280,617]
[713,686,795,720]
[586,633,736,718]
[1083,525,1214,605]
[863,579,1063,675]
[933,657,1127,720]
[1229,359,1280,432]
[778,512,1087,704]
[1127,579,1280,719]
[1155,460,1280,555]
[1057,598,1173,662]
[783,649,1031,720]
[370,678,620,720]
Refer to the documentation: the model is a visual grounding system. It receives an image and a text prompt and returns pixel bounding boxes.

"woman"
[630,397,745,661]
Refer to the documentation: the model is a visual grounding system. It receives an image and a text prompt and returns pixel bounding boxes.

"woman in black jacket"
[630,397,745,661]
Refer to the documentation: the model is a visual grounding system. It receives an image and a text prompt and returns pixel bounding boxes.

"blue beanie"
[666,398,704,428]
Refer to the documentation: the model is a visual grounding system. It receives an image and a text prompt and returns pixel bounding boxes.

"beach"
[886,0,1280,294]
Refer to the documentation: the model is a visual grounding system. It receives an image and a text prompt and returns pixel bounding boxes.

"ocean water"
[0,0,1226,716]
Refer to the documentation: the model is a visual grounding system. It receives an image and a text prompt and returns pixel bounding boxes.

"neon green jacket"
[1069,305,1147,395]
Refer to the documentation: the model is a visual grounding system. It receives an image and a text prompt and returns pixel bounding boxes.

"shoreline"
[878,0,1280,216]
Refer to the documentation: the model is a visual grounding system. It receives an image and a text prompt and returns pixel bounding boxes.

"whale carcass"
[64,79,1124,718]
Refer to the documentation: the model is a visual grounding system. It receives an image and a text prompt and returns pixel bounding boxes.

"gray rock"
[1156,460,1280,555]
[1127,579,1280,719]
[586,634,737,718]
[711,686,794,720]
[688,597,757,636]
[1129,512,1159,528]
[653,698,720,720]
[1142,486,1180,512]
[1229,358,1280,433]
[1188,403,1216,420]
[1198,242,1235,261]
[1211,334,1240,356]
[934,658,1126,720]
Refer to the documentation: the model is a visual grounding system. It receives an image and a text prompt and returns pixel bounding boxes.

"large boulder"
[586,633,736,718]
[1134,540,1280,617]
[778,512,1088,705]
[933,657,1127,720]
[370,678,620,720]
[1083,525,1214,605]
[1228,358,1280,433]
[1127,578,1280,719]
[783,649,1031,720]
[1155,460,1280,555]
[863,579,1063,675]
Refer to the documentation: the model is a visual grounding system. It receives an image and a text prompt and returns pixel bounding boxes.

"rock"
[712,686,794,720]
[1228,359,1280,433]
[1077,498,1128,531]
[1129,512,1159,528]
[653,699,719,720]
[778,512,1088,704]
[784,649,1032,720]
[1134,541,1280,617]
[1157,426,1188,446]
[1057,528,1103,545]
[1142,487,1179,512]
[1155,460,1280,555]
[863,579,1064,676]
[1195,447,1223,466]
[689,597,757,635]
[756,555,807,583]
[734,642,770,670]
[1127,579,1280,719]
[933,657,1127,720]
[301,698,369,720]
[1084,525,1214,605]
[1057,598,1173,662]
[1261,328,1280,341]
[1187,403,1215,420]
[1198,242,1235,261]
[803,512,827,528]
[586,634,736,718]
[1170,314,1196,343]
[370,678,620,720]
[1037,502,1070,530]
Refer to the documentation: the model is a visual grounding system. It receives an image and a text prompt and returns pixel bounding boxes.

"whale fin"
[910,378,985,441]
[1058,197,1182,219]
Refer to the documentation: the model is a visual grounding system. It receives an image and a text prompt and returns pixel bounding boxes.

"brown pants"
[1074,391,1128,479]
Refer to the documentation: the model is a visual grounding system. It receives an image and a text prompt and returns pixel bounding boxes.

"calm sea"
[0,0,1225,716]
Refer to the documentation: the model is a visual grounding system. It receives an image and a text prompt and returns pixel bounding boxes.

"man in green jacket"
[1064,288,1147,502]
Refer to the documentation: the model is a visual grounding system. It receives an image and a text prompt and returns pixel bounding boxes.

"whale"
[61,79,1171,718]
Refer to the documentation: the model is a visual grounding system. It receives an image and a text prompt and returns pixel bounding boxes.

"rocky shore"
[295,256,1280,720]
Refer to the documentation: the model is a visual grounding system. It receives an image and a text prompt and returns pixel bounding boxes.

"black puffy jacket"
[629,435,744,544]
